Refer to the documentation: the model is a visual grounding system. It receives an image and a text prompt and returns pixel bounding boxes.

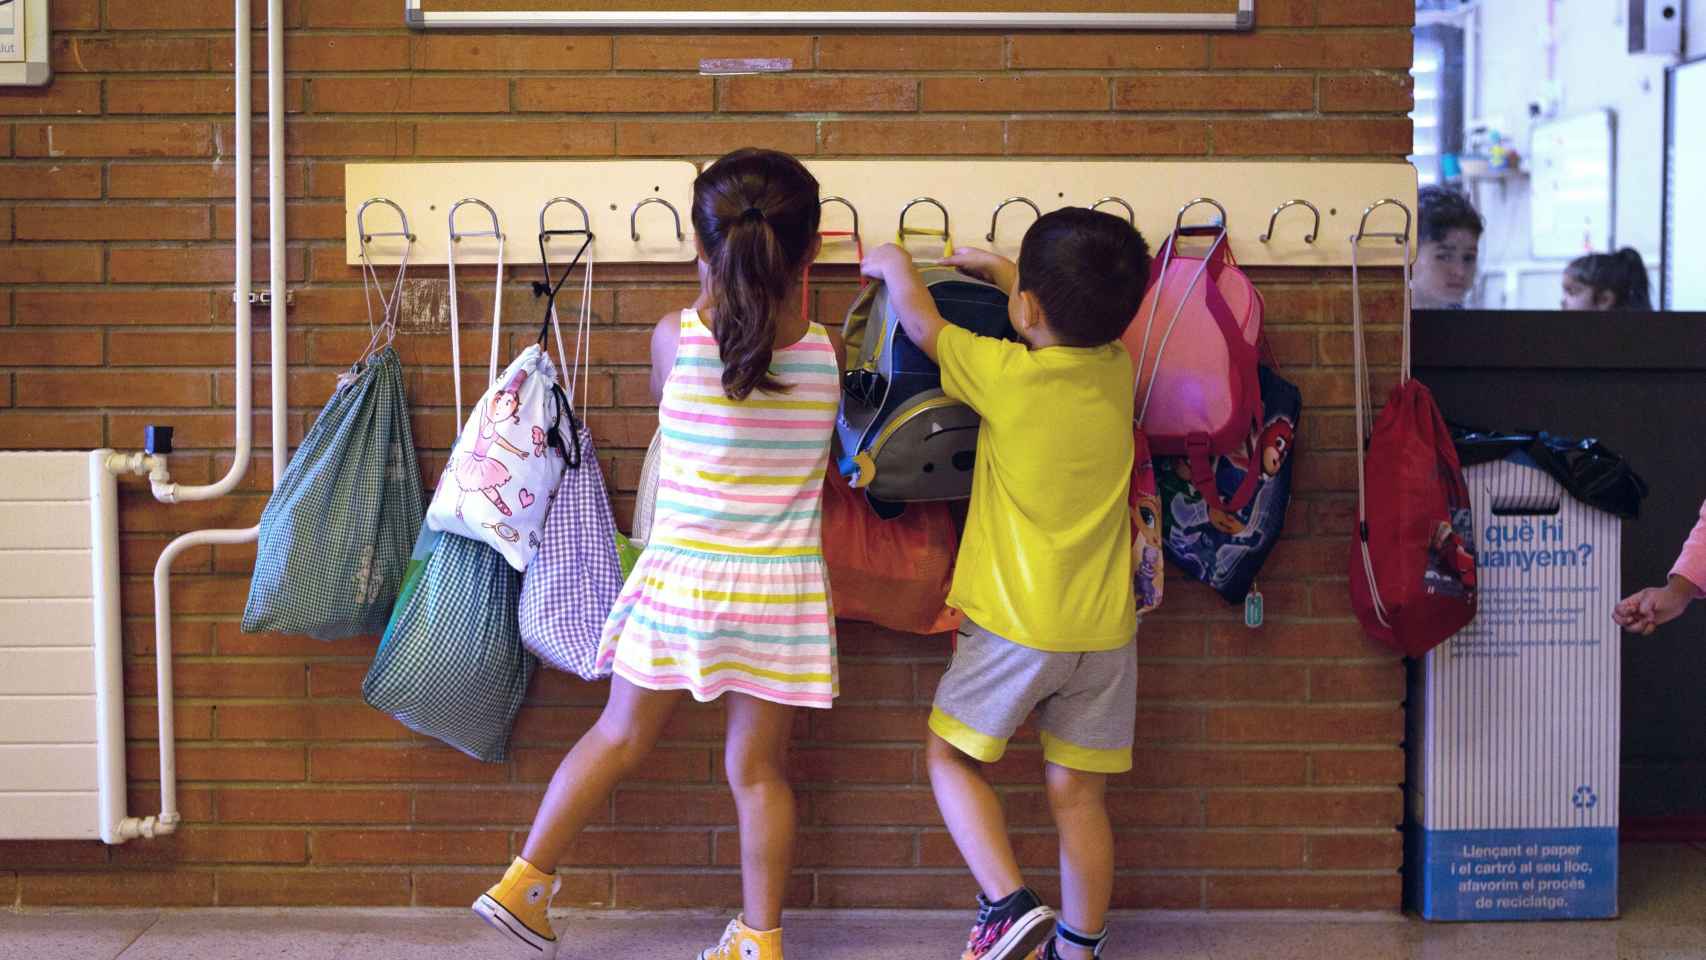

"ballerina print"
[452,369,532,519]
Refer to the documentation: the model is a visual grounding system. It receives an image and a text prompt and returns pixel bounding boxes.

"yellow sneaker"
[472,857,561,958]
[698,915,783,960]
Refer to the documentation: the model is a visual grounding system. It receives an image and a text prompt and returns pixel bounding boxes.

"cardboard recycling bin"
[1408,456,1621,921]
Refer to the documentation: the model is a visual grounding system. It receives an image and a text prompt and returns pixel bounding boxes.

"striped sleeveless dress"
[595,308,840,708]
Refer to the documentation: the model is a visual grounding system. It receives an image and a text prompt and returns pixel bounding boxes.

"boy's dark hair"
[1567,248,1652,310]
[1016,207,1150,347]
[691,148,821,400]
[1418,185,1484,245]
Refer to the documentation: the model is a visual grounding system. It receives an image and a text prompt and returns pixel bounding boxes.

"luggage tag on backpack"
[1244,584,1264,629]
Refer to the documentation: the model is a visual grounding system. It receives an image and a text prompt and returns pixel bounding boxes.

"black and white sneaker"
[958,887,1056,960]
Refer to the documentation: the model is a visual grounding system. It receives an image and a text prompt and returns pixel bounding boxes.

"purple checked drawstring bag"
[517,247,626,679]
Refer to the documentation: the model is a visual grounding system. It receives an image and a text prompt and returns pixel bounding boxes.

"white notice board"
[1665,59,1706,309]
[1530,111,1615,259]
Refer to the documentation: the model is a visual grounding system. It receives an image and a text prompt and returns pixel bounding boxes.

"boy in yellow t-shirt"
[861,207,1151,960]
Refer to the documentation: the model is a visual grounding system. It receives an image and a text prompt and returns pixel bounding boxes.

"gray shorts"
[929,620,1138,773]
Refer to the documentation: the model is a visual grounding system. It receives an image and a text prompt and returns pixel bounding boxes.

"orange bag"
[821,468,963,636]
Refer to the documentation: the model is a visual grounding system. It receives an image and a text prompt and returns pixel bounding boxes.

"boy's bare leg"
[927,730,1026,899]
[1045,762,1112,959]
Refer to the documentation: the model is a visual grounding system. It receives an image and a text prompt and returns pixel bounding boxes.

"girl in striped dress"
[474,149,835,960]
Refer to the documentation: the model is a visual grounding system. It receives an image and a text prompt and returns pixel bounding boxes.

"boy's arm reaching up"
[861,244,947,361]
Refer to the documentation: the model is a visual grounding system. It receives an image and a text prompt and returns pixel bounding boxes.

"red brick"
[129,786,218,824]
[1256,0,1315,26]
[218,870,410,906]
[0,840,110,867]
[1112,874,1204,909]
[220,788,412,824]
[415,120,614,158]
[108,160,308,199]
[820,119,1003,156]
[1311,748,1405,786]
[310,746,511,783]
[52,36,213,73]
[1214,118,1412,157]
[17,371,208,408]
[312,830,509,866]
[314,77,510,114]
[219,704,413,742]
[1209,705,1402,744]
[922,75,1106,112]
[1120,748,1308,788]
[1009,35,1208,69]
[1115,74,1314,112]
[817,872,968,908]
[51,0,101,29]
[0,163,102,199]
[416,869,609,907]
[0,78,101,116]
[1119,830,1306,869]
[721,76,916,113]
[413,35,612,71]
[0,409,104,446]
[14,122,213,158]
[106,77,305,115]
[614,35,805,70]
[617,120,816,158]
[116,493,262,533]
[1309,663,1404,703]
[1309,830,1403,869]
[282,120,414,157]
[1321,73,1415,113]
[1137,662,1308,701]
[759,828,913,868]
[1211,31,1413,70]
[1008,119,1208,156]
[819,35,1003,70]
[125,703,216,740]
[0,246,102,283]
[562,829,712,867]
[128,744,306,783]
[1208,618,1389,658]
[109,828,308,866]
[1206,789,1401,827]
[613,786,738,826]
[19,871,215,907]
[212,34,411,73]
[616,870,812,910]
[814,788,941,827]
[14,203,211,241]
[108,0,293,29]
[0,330,102,365]
[303,0,396,27]
[515,77,712,114]
[1207,873,1400,909]
[1319,0,1415,26]
[108,246,306,284]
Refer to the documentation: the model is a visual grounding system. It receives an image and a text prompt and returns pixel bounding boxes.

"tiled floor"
[4,843,1704,960]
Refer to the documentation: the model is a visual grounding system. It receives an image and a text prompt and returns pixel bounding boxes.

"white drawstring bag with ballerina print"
[424,230,581,573]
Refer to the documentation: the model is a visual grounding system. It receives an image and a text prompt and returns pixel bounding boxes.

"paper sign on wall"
[0,0,23,63]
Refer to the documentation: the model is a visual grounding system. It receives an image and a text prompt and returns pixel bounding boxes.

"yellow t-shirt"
[936,324,1137,652]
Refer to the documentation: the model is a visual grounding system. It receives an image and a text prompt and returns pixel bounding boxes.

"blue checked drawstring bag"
[362,214,535,762]
[242,230,423,640]
[518,249,629,679]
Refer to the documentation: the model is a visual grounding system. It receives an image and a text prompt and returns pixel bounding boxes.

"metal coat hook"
[986,197,1042,243]
[1091,197,1136,225]
[1260,199,1320,244]
[448,197,502,243]
[1353,198,1413,246]
[631,196,684,243]
[540,196,594,242]
[898,197,950,239]
[1174,197,1228,237]
[820,196,860,239]
[356,197,414,243]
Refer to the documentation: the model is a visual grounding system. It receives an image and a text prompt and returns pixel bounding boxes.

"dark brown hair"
[1017,207,1151,347]
[1567,248,1652,310]
[1418,185,1484,244]
[691,148,821,400]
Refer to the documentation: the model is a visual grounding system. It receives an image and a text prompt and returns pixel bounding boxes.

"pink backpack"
[1121,216,1265,514]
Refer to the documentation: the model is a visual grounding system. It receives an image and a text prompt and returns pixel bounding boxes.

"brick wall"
[0,0,1414,910]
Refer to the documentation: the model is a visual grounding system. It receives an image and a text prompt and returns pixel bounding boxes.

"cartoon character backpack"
[836,265,1015,517]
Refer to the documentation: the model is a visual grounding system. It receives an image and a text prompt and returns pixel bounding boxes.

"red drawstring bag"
[822,467,964,636]
[1347,206,1478,656]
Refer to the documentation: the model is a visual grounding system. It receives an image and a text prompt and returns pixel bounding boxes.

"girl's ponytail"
[691,149,821,401]
[1566,247,1654,311]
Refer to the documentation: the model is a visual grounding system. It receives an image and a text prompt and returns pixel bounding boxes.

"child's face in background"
[1413,227,1480,308]
[1561,274,1612,311]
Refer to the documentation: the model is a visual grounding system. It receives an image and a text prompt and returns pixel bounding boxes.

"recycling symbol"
[1572,785,1598,810]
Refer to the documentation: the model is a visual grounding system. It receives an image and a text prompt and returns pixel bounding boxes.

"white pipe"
[117,0,288,842]
[89,451,127,845]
